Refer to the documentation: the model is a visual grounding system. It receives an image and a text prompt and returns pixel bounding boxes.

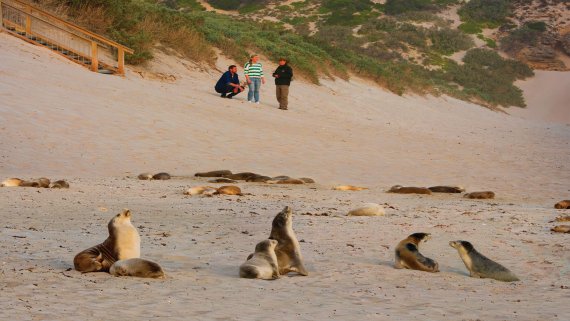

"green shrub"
[384,0,435,15]
[429,27,474,55]
[458,0,510,24]
[524,20,547,32]
[500,26,541,54]
[458,21,482,34]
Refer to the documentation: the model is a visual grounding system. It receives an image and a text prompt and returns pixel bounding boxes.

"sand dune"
[1,32,569,320]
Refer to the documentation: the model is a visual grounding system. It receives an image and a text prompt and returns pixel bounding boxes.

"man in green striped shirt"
[244,54,266,104]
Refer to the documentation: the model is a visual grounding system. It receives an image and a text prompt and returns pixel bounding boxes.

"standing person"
[272,58,293,110]
[215,65,244,99]
[244,54,265,104]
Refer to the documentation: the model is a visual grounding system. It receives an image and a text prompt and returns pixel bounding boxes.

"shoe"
[279,107,288,110]
[255,102,260,104]
[247,100,252,103]
[220,93,226,98]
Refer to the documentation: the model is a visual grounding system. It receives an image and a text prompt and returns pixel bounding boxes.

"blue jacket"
[215,71,240,92]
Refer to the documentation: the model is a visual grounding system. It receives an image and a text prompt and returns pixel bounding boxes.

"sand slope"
[1,32,570,320]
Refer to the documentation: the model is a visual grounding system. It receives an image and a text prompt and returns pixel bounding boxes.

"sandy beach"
[1,32,570,320]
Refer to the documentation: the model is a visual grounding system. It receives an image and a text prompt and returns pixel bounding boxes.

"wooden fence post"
[0,1,4,29]
[118,47,125,75]
[91,41,98,72]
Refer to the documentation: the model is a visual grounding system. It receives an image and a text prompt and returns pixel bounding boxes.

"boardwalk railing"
[0,0,133,75]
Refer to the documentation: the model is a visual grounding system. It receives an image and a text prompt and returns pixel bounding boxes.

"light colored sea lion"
[184,186,215,196]
[195,170,233,177]
[239,239,280,280]
[207,178,238,184]
[449,240,519,282]
[1,178,23,187]
[35,177,51,188]
[267,178,305,184]
[138,173,153,180]
[394,233,439,273]
[152,172,171,180]
[554,200,570,209]
[51,180,69,188]
[215,185,242,196]
[388,185,432,195]
[74,209,140,273]
[428,185,465,193]
[298,177,315,184]
[246,175,272,183]
[333,185,368,191]
[268,206,308,276]
[223,172,258,180]
[551,225,570,233]
[347,203,385,216]
[110,258,165,278]
[464,191,495,199]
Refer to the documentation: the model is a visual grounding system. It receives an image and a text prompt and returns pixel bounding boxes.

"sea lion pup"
[51,180,70,189]
[449,241,519,282]
[215,185,242,196]
[239,239,280,280]
[347,203,385,216]
[464,191,495,199]
[333,185,368,191]
[554,200,570,209]
[35,177,51,188]
[388,185,432,195]
[246,175,272,183]
[268,206,309,276]
[208,178,238,184]
[183,186,215,196]
[267,178,305,184]
[138,173,153,180]
[195,170,232,178]
[152,172,171,180]
[299,177,315,184]
[1,178,23,187]
[223,172,258,180]
[551,225,570,233]
[394,233,439,273]
[428,185,465,193]
[74,209,140,273]
[110,258,165,278]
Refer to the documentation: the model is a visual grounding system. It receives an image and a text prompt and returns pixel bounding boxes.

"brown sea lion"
[35,177,51,188]
[207,178,238,184]
[394,233,439,273]
[223,172,258,180]
[268,206,308,276]
[110,258,165,278]
[449,240,519,282]
[152,172,171,180]
[215,185,242,196]
[428,185,465,193]
[271,176,290,180]
[267,178,305,184]
[239,239,280,280]
[246,175,272,183]
[388,185,432,195]
[464,191,495,199]
[298,177,315,184]
[195,170,233,177]
[333,185,368,191]
[554,200,570,209]
[73,209,140,273]
[51,180,69,188]
[551,225,570,233]
[554,215,570,222]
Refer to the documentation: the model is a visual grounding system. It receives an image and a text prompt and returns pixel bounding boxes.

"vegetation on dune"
[42,0,535,108]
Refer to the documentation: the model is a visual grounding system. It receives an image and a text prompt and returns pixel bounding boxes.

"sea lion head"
[449,240,473,252]
[409,232,431,243]
[272,206,292,229]
[255,239,278,252]
[108,209,133,235]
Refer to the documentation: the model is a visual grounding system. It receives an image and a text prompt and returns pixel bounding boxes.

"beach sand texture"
[1,32,570,320]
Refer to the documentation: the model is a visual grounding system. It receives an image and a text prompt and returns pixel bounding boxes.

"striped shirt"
[244,62,264,78]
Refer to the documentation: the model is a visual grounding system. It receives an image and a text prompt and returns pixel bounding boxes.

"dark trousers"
[276,85,289,109]
[217,85,241,98]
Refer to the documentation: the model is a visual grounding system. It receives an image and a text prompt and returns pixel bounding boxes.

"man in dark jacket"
[215,65,244,99]
[272,58,293,110]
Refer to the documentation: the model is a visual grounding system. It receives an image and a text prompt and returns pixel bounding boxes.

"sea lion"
[464,191,495,199]
[138,173,153,180]
[208,178,238,184]
[268,206,308,276]
[184,186,215,196]
[110,258,165,278]
[347,203,385,216]
[223,172,258,180]
[73,209,141,273]
[152,172,171,180]
[449,240,519,282]
[388,185,432,195]
[428,185,465,193]
[551,225,570,233]
[554,200,570,209]
[271,176,290,180]
[35,177,51,188]
[1,178,23,187]
[195,170,233,177]
[267,178,305,184]
[333,185,368,191]
[298,177,315,184]
[555,215,570,222]
[245,175,272,183]
[394,233,439,273]
[239,239,280,280]
[215,185,242,196]
[51,180,69,188]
